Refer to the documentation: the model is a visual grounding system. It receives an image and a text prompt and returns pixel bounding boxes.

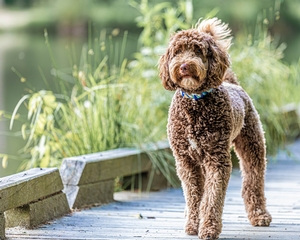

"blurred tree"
[4,0,32,8]
[0,0,299,61]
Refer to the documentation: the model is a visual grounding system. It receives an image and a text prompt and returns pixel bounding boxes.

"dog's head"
[159,18,232,94]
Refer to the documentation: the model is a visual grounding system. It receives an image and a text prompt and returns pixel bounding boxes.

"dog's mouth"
[179,75,201,90]
[177,66,201,90]
[180,75,199,83]
[181,74,192,78]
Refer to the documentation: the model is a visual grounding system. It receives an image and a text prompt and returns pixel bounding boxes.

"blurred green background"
[0,0,299,177]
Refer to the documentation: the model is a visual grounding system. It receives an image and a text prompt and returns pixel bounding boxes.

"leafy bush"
[1,0,299,187]
[231,11,300,154]
[4,18,184,189]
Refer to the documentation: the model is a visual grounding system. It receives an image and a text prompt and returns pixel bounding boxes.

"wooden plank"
[5,206,29,228]
[0,168,63,212]
[28,192,70,227]
[5,141,300,239]
[5,192,70,228]
[64,179,114,209]
[28,222,300,233]
[6,225,300,239]
[60,141,170,186]
[60,151,151,185]
[5,182,300,240]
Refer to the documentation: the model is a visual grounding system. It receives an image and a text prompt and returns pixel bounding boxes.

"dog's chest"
[167,86,247,152]
[168,89,233,142]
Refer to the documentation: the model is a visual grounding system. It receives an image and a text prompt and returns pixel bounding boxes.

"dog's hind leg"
[176,158,204,235]
[233,108,272,227]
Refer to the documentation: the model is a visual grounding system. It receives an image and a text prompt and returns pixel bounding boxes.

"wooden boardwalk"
[6,141,300,240]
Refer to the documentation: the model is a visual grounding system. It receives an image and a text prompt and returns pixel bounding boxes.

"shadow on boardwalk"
[6,140,300,240]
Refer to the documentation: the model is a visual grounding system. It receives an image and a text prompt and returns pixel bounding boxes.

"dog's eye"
[174,50,182,56]
[195,47,202,55]
[207,48,212,57]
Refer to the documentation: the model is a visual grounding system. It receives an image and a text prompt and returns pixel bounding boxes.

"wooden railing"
[0,168,70,240]
[0,142,171,239]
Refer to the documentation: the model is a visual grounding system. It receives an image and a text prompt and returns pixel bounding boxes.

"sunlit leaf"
[2,155,8,169]
[21,124,27,140]
[40,154,50,168]
[38,135,47,159]
[10,94,30,130]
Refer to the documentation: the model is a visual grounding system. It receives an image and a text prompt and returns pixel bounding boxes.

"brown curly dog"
[158,18,272,239]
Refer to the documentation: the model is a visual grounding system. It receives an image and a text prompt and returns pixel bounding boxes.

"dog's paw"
[185,220,198,235]
[198,221,221,239]
[185,226,198,235]
[249,210,272,227]
[198,229,220,239]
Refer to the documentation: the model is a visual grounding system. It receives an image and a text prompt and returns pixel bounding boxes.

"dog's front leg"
[176,159,204,235]
[198,154,232,240]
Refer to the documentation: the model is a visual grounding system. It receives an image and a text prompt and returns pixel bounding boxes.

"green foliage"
[130,0,300,156]
[231,10,300,154]
[2,0,300,186]
[130,0,192,48]
[5,9,184,187]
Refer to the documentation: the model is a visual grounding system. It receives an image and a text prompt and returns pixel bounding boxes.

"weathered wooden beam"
[0,168,71,240]
[0,168,63,212]
[60,149,151,209]
[5,192,70,228]
[64,180,114,209]
[278,103,300,139]
[123,169,170,192]
[60,141,171,209]
[60,149,152,186]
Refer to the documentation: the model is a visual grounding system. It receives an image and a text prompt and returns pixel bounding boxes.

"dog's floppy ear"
[197,18,231,85]
[158,49,177,91]
[206,40,230,85]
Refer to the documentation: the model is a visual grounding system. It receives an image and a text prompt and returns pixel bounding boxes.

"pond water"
[0,30,139,177]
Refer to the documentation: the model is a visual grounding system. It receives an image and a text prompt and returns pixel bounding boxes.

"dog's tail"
[196,18,232,52]
[223,68,239,85]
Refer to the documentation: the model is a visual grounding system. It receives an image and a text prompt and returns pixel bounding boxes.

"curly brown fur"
[158,18,271,239]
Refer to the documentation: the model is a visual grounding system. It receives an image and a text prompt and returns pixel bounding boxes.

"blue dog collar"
[180,88,213,100]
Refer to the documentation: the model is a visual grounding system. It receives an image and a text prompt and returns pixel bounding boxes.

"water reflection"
[0,32,85,177]
[0,33,26,176]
